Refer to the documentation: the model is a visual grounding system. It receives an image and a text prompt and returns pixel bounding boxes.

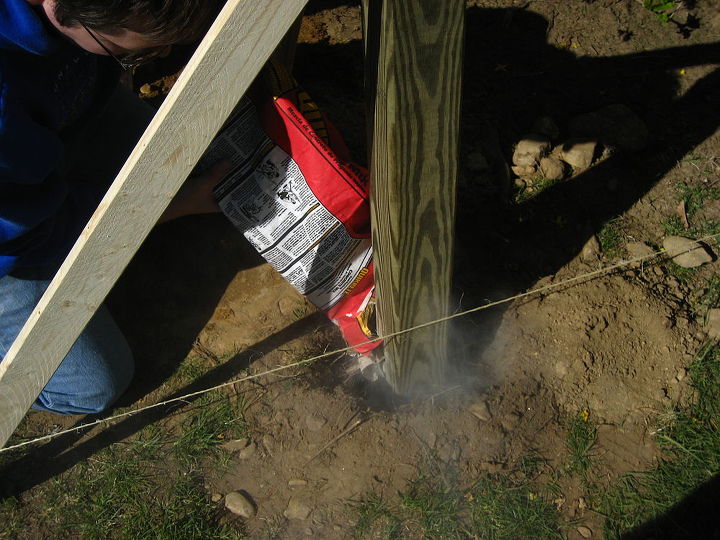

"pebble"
[577,525,593,538]
[705,309,720,339]
[288,479,308,487]
[221,438,251,453]
[569,104,648,152]
[558,139,597,170]
[224,490,257,518]
[211,493,223,503]
[512,135,551,167]
[581,236,602,262]
[469,400,492,421]
[662,236,714,268]
[511,164,536,178]
[284,497,312,520]
[304,528,314,536]
[538,156,565,181]
[238,441,257,460]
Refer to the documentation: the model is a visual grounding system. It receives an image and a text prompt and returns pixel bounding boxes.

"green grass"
[662,181,720,241]
[598,218,625,259]
[46,447,242,540]
[565,409,598,480]
[643,0,678,24]
[352,492,402,540]
[173,392,247,467]
[351,459,563,539]
[515,175,561,204]
[600,342,720,538]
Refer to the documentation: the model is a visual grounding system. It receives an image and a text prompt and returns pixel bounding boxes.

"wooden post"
[0,0,308,449]
[365,0,464,395]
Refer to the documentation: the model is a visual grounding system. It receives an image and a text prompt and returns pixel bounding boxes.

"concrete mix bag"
[195,59,380,355]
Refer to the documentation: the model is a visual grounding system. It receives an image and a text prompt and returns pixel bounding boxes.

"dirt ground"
[5,0,720,538]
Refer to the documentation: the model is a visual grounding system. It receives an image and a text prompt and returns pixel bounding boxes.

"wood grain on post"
[0,0,308,449]
[366,0,464,394]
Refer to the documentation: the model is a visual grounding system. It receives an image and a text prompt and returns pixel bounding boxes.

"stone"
[538,156,565,181]
[211,493,222,503]
[663,236,714,268]
[288,479,308,487]
[705,309,720,339]
[531,116,560,140]
[558,139,597,170]
[626,241,655,260]
[469,400,491,421]
[225,490,257,518]
[512,134,551,167]
[238,441,257,460]
[581,236,601,262]
[511,164,536,178]
[284,497,312,520]
[466,150,490,172]
[305,415,327,432]
[569,104,649,152]
[577,525,593,538]
[221,438,251,453]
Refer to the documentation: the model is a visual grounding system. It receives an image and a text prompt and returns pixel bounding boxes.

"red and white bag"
[198,59,380,354]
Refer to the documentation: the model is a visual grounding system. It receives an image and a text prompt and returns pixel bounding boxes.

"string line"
[1,233,715,454]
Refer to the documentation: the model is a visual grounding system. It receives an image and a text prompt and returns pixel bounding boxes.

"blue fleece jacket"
[0,0,118,279]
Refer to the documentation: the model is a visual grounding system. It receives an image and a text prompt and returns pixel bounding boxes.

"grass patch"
[466,475,563,539]
[600,342,720,538]
[565,409,597,480]
[662,181,720,241]
[643,0,678,24]
[351,459,563,539]
[352,492,402,540]
[46,446,242,540]
[598,218,625,259]
[515,176,561,204]
[173,392,247,467]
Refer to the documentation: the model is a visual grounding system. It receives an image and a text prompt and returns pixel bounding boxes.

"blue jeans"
[0,275,134,414]
[0,86,154,415]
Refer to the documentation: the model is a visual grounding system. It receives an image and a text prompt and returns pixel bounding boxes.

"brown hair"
[53,0,225,44]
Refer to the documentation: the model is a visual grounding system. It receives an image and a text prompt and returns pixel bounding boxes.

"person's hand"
[158,160,233,223]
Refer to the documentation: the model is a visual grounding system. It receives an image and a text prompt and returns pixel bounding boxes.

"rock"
[569,104,649,152]
[511,164,536,178]
[466,150,490,172]
[538,156,565,181]
[626,242,655,260]
[225,490,257,518]
[305,415,327,432]
[238,441,257,460]
[705,309,720,339]
[558,139,597,170]
[663,236,714,268]
[469,400,491,421]
[514,178,527,189]
[211,493,222,503]
[288,479,308,487]
[581,236,601,262]
[284,497,312,520]
[512,135,551,167]
[578,497,587,510]
[221,438,251,453]
[531,116,560,140]
[577,525,593,538]
[304,528,314,536]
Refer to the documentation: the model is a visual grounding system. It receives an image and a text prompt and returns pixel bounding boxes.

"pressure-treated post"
[364,0,464,394]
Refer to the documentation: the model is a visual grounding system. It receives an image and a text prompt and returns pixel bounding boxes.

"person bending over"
[0,0,227,414]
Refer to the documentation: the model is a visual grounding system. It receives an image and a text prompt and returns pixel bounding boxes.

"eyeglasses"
[80,23,168,71]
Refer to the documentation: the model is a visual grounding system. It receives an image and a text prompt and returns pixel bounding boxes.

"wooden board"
[0,0,308,449]
[367,0,464,395]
